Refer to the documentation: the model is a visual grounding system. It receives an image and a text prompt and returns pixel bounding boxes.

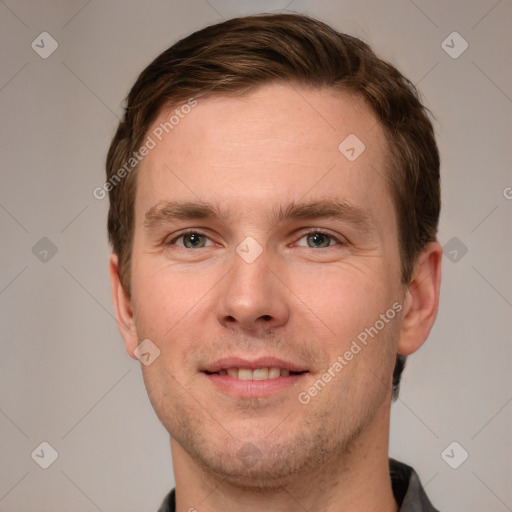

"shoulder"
[157,488,175,512]
[389,458,441,512]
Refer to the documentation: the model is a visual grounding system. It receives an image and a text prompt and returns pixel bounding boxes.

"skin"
[110,83,442,512]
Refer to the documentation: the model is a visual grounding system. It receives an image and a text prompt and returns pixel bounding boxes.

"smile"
[205,367,307,380]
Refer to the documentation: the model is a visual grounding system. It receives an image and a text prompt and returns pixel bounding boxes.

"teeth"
[253,368,269,380]
[268,367,281,379]
[227,368,238,379]
[217,367,298,380]
[238,368,253,381]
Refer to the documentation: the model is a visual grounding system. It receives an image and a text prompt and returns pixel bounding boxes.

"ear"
[109,253,139,359]
[397,242,442,355]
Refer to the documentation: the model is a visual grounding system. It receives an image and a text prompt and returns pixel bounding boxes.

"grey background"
[0,0,511,510]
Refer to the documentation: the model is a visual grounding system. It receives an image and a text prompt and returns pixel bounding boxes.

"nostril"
[261,315,272,321]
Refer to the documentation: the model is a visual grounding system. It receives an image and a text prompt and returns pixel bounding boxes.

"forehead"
[135,83,393,227]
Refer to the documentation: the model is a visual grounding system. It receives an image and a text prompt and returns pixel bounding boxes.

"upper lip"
[201,356,308,373]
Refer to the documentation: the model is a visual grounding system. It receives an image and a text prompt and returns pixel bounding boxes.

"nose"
[215,248,290,335]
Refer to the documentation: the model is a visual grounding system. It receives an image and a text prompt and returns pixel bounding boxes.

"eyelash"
[164,228,346,249]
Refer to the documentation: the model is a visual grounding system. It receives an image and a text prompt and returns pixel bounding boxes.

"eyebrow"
[144,199,376,234]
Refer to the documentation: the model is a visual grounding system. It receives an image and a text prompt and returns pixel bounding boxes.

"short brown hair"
[105,13,440,399]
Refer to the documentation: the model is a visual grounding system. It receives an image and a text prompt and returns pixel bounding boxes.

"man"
[105,13,442,512]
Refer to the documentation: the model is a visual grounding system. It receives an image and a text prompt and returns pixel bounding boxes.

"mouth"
[201,357,309,397]
[204,367,308,380]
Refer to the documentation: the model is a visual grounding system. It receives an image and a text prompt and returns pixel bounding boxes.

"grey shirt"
[157,458,440,511]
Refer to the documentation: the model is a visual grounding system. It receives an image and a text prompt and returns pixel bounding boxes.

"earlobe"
[397,242,442,356]
[109,253,139,359]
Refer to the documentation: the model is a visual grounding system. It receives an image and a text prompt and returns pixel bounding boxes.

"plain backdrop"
[0,1,511,511]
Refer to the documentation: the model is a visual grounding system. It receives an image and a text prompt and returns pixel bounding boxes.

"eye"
[164,229,345,250]
[295,230,344,249]
[166,231,214,249]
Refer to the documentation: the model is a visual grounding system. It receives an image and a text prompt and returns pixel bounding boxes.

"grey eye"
[181,233,208,248]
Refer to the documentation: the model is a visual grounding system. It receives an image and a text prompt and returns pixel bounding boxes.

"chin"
[185,430,338,490]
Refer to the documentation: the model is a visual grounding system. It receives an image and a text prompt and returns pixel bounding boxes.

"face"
[118,83,412,487]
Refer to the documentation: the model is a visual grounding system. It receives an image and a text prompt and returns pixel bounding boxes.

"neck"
[170,401,398,512]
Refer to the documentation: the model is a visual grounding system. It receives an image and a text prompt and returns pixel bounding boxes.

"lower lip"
[202,372,308,398]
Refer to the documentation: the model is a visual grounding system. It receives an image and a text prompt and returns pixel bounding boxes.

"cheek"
[288,262,402,394]
[130,250,214,328]
[289,262,396,336]
[130,255,222,379]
